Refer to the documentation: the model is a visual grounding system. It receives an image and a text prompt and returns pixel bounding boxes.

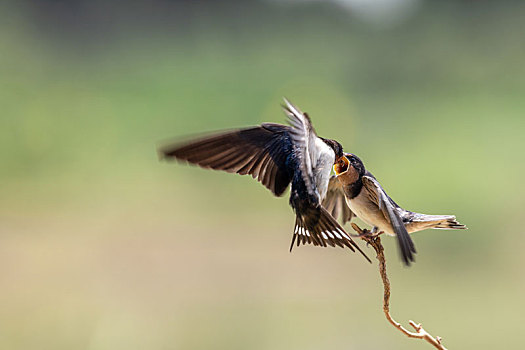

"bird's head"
[321,138,344,159]
[334,153,365,180]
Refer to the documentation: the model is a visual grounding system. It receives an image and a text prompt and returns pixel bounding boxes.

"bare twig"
[351,223,448,350]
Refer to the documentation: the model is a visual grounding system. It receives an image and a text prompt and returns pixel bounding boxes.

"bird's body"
[325,153,466,265]
[312,137,338,199]
[346,176,463,236]
[160,99,369,261]
[288,136,335,227]
[346,184,391,232]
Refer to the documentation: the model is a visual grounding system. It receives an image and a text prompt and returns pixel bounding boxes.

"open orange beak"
[333,156,350,175]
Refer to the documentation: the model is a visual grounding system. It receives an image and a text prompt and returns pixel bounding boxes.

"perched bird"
[324,153,466,265]
[159,99,370,262]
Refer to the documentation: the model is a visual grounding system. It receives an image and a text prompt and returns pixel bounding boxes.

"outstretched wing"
[159,123,293,196]
[282,98,332,200]
[361,175,416,265]
[322,175,354,225]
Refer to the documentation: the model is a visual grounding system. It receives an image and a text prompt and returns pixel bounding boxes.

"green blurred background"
[1,0,524,349]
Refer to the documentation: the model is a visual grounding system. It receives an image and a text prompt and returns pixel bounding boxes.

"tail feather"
[409,213,467,231]
[433,216,467,230]
[290,207,371,263]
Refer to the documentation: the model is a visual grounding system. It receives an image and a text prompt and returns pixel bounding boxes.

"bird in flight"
[324,153,466,265]
[159,99,370,262]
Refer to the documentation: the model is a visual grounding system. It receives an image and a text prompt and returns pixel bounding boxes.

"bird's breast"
[347,192,395,235]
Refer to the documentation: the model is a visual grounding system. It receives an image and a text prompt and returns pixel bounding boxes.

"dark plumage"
[162,123,294,196]
[159,99,370,262]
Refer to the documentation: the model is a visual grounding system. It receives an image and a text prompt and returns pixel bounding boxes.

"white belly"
[346,191,395,235]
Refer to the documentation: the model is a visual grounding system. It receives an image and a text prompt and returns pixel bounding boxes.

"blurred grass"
[0,1,524,349]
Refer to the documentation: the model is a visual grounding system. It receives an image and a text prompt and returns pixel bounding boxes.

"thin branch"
[351,223,448,350]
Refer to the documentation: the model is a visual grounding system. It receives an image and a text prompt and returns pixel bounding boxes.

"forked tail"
[431,215,467,230]
[410,213,467,230]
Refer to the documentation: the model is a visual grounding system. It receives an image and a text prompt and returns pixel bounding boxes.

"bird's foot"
[369,230,384,239]
[349,225,384,249]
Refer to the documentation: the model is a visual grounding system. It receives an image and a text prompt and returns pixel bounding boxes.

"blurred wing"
[159,123,293,196]
[362,176,416,265]
[282,98,324,198]
[322,175,353,224]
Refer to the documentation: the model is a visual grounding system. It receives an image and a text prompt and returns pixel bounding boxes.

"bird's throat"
[336,165,362,199]
[336,164,359,185]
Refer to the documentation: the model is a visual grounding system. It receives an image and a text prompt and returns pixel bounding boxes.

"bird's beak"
[333,155,350,176]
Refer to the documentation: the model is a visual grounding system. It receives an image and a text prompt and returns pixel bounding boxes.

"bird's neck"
[344,177,363,199]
